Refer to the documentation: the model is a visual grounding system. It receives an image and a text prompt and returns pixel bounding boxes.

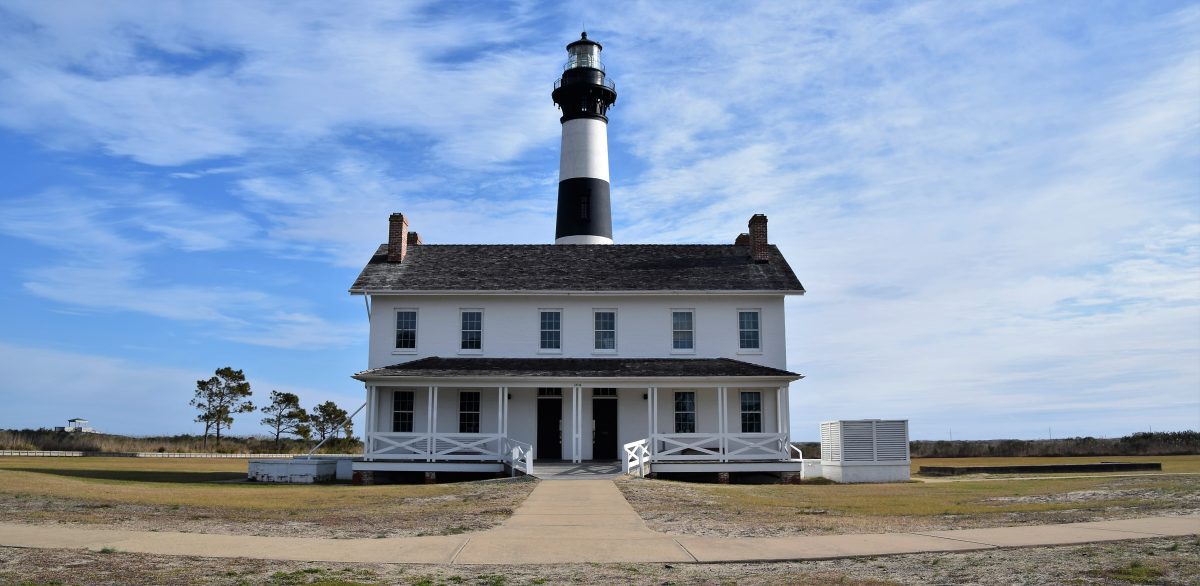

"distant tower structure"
[553,32,617,244]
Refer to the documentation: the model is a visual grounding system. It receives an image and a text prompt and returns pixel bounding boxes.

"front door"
[592,397,618,460]
[537,397,562,460]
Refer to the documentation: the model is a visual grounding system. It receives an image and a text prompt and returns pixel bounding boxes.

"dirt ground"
[616,473,1200,537]
[1,536,1197,585]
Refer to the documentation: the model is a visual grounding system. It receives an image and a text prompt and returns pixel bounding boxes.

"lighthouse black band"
[555,178,613,240]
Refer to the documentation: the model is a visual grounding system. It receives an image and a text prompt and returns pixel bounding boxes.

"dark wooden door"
[592,398,618,460]
[537,398,562,460]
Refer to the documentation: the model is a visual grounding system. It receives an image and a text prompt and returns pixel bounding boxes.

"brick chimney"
[734,233,750,245]
[407,232,422,246]
[387,213,409,262]
[747,214,769,263]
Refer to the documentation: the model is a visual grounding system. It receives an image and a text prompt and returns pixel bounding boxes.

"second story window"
[738,310,761,351]
[672,310,694,351]
[594,310,616,351]
[461,310,482,351]
[540,310,561,351]
[395,309,417,351]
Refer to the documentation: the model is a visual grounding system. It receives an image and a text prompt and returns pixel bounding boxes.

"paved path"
[0,480,1196,565]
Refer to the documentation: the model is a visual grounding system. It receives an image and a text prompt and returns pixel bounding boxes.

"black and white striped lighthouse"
[552,32,617,244]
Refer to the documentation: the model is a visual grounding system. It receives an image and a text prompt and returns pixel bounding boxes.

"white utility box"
[820,419,910,483]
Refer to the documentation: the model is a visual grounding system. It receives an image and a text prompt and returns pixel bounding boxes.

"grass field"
[0,457,535,538]
[618,455,1200,537]
[2,455,1197,541]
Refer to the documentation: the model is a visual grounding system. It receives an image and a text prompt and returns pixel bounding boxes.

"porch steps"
[532,460,622,480]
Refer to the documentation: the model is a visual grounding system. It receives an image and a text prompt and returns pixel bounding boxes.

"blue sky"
[0,1,1196,441]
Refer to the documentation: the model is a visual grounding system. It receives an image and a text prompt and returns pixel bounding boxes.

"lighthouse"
[553,32,617,244]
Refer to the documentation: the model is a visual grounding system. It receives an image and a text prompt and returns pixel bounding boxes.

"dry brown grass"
[618,456,1200,537]
[0,456,536,538]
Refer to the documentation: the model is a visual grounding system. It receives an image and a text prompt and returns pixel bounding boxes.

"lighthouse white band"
[558,118,610,182]
[555,234,614,244]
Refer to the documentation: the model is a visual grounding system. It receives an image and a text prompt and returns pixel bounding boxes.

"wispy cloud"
[0,1,1194,437]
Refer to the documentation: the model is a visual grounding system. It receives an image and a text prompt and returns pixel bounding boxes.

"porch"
[351,357,803,476]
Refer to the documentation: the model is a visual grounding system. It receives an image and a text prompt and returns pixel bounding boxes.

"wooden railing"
[651,432,788,462]
[623,439,651,477]
[367,432,503,461]
[502,438,534,476]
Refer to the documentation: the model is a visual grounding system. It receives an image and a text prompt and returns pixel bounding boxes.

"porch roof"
[353,357,800,380]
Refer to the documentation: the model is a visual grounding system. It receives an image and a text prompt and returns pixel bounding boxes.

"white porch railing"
[367,432,534,475]
[623,439,650,477]
[367,432,503,461]
[650,432,789,462]
[502,437,534,476]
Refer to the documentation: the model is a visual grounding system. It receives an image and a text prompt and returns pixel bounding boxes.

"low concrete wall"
[820,463,910,483]
[248,459,336,483]
[919,462,1162,476]
[800,459,823,479]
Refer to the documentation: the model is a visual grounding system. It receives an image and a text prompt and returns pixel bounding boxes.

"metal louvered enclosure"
[819,419,910,483]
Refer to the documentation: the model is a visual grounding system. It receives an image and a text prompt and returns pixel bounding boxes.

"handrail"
[553,77,617,92]
[623,438,650,477]
[788,443,804,460]
[501,437,534,477]
[304,401,366,457]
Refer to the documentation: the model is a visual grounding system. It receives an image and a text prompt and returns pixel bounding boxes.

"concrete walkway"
[0,479,1196,565]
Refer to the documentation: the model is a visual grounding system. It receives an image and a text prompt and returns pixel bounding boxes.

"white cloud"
[0,1,564,168]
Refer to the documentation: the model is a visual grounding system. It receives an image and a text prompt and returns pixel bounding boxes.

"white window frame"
[393,308,418,354]
[674,391,696,433]
[740,391,762,433]
[670,308,696,354]
[459,308,483,354]
[458,390,481,433]
[392,390,415,433]
[592,308,617,354]
[736,308,762,354]
[538,308,563,354]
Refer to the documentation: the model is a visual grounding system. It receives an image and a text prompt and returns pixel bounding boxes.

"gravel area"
[2,536,1197,585]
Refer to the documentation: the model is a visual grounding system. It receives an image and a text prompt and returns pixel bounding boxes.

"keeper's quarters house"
[348,33,806,478]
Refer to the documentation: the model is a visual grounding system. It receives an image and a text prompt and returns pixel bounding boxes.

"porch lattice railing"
[650,432,789,463]
[367,432,503,461]
[367,432,534,474]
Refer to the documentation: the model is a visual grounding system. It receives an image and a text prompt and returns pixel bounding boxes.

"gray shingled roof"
[349,244,805,293]
[353,357,801,379]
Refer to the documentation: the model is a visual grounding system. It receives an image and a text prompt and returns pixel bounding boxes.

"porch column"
[428,386,438,462]
[779,385,790,436]
[365,385,375,461]
[776,387,783,435]
[499,386,508,437]
[571,384,582,463]
[496,387,504,438]
[718,386,727,462]
[650,386,659,456]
